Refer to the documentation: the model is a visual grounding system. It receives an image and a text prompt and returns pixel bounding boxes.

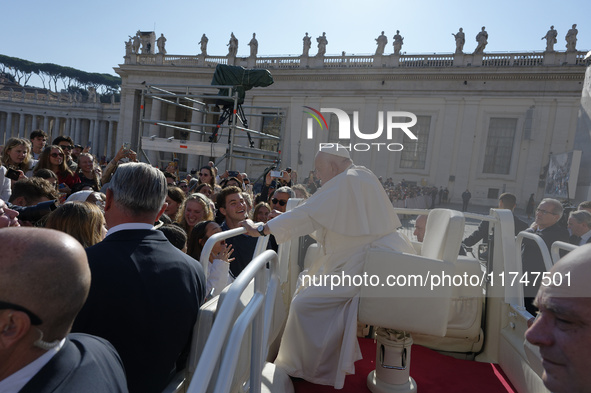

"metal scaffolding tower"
[138,83,284,173]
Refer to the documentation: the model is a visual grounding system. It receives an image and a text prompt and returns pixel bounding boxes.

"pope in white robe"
[242,146,415,389]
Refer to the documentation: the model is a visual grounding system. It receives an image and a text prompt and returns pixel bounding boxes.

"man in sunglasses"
[270,186,294,214]
[53,136,78,172]
[0,228,128,392]
[522,198,569,315]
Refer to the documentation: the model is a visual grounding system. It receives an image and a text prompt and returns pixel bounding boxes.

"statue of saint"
[125,38,133,56]
[375,31,388,55]
[199,34,208,55]
[88,87,97,103]
[316,32,328,57]
[227,33,238,57]
[392,30,404,55]
[565,24,578,52]
[302,32,311,57]
[452,28,465,54]
[132,32,141,54]
[474,26,488,54]
[248,33,258,57]
[541,26,557,52]
[157,34,167,55]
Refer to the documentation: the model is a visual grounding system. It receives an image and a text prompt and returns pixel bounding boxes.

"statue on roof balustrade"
[157,34,167,55]
[375,31,388,55]
[474,26,488,54]
[393,30,404,55]
[132,32,141,54]
[452,28,465,54]
[199,34,208,56]
[227,33,238,57]
[566,24,578,52]
[125,38,132,57]
[248,33,258,57]
[542,26,557,52]
[303,32,311,57]
[316,32,328,57]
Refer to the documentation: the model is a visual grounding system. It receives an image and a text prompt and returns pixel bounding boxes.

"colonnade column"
[65,118,72,139]
[51,117,60,142]
[92,119,100,157]
[74,118,81,144]
[42,116,49,138]
[18,113,25,138]
[82,119,91,149]
[97,121,107,158]
[88,120,95,155]
[31,115,38,131]
[146,98,161,166]
[5,112,13,139]
[106,121,114,159]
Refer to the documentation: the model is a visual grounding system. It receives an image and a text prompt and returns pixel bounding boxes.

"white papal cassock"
[268,164,415,389]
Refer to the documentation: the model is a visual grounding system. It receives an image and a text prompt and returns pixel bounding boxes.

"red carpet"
[294,338,516,393]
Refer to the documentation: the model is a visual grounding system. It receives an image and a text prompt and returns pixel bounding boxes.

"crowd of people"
[2,133,591,393]
[379,176,449,206]
[0,129,326,392]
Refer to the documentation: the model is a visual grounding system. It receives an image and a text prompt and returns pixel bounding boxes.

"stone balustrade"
[124,50,589,69]
[0,89,120,109]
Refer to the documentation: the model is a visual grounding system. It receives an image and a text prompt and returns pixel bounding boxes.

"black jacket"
[20,334,128,393]
[72,230,206,393]
[463,214,529,247]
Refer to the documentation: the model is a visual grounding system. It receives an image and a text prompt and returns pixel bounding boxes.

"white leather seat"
[358,209,466,392]
[413,209,485,353]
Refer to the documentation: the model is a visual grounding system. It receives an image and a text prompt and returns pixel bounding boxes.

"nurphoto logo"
[303,107,418,152]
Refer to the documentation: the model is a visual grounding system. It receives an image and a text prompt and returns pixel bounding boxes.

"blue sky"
[2,0,588,83]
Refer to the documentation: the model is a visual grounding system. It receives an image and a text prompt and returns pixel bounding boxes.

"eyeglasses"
[272,198,287,206]
[59,145,73,150]
[179,184,189,189]
[50,153,64,158]
[198,172,209,177]
[0,301,43,325]
[536,208,558,215]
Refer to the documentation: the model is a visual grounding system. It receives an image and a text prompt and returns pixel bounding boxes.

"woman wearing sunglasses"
[197,165,217,189]
[34,145,80,195]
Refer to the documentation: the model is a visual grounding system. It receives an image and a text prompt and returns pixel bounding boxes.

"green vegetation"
[0,54,121,97]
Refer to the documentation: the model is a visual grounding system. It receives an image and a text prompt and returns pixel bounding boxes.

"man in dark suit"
[463,193,529,249]
[522,198,569,315]
[461,189,471,211]
[0,227,128,392]
[567,210,591,245]
[72,163,206,393]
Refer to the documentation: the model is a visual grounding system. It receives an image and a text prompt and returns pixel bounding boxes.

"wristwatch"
[257,225,266,236]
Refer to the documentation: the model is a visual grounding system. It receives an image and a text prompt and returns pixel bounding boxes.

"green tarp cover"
[211,64,274,104]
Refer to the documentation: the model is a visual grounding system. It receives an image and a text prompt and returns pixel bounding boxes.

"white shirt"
[106,222,155,238]
[579,229,591,245]
[0,338,65,393]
